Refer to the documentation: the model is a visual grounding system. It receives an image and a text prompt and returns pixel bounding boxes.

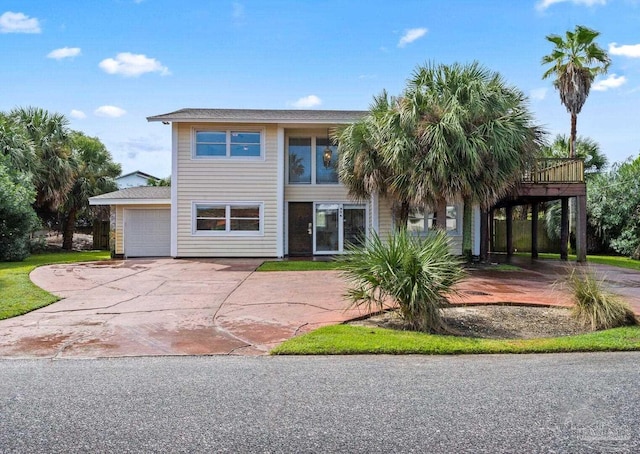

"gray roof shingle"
[147,108,367,124]
[90,186,170,201]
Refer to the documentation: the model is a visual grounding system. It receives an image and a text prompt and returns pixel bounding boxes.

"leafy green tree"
[542,25,610,157]
[147,175,171,186]
[60,132,121,250]
[338,229,465,333]
[0,113,36,174]
[0,158,39,261]
[588,155,640,259]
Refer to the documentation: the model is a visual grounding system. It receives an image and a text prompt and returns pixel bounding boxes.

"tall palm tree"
[61,132,121,250]
[401,62,544,256]
[542,25,610,157]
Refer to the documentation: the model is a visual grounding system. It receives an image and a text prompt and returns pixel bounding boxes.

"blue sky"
[1,0,639,178]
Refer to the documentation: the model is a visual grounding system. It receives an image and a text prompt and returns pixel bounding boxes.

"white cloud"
[0,11,41,34]
[291,95,322,108]
[94,105,127,118]
[530,88,548,101]
[70,109,86,119]
[47,47,81,60]
[609,42,640,58]
[99,52,170,77]
[592,74,627,91]
[536,0,607,10]
[398,28,427,48]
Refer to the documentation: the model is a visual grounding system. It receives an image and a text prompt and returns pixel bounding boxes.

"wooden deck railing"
[522,158,584,184]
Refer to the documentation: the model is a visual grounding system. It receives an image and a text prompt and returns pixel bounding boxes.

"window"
[194,203,262,234]
[288,136,339,184]
[408,205,460,234]
[194,130,262,158]
[315,138,338,184]
[288,138,311,183]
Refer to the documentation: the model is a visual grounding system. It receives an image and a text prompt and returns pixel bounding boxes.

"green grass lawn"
[516,252,640,271]
[257,260,341,271]
[271,324,640,355]
[0,251,111,320]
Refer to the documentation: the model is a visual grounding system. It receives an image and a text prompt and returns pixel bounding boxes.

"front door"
[288,202,313,256]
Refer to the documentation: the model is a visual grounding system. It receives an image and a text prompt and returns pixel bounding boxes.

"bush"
[567,267,638,330]
[337,229,466,333]
[0,163,39,261]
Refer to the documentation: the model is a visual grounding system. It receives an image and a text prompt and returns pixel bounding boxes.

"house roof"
[116,170,159,181]
[89,186,171,205]
[147,108,367,124]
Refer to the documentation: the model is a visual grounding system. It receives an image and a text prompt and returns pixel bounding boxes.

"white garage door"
[124,209,171,257]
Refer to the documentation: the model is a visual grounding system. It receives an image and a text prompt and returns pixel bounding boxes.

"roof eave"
[89,198,171,206]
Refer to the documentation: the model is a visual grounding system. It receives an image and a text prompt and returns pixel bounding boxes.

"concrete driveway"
[1,257,638,359]
[0,259,368,358]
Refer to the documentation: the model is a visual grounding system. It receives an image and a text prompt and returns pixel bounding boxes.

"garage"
[124,208,171,257]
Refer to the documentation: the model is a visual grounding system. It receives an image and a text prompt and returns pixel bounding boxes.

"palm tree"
[337,91,422,228]
[9,107,74,212]
[401,62,544,257]
[542,25,610,157]
[541,134,607,177]
[61,132,121,250]
[0,113,36,174]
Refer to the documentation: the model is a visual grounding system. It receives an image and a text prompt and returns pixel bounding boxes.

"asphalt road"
[1,353,638,453]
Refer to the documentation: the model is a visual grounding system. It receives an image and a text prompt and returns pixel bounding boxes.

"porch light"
[323,146,333,168]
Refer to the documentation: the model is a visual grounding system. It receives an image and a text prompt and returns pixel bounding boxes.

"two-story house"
[90,108,476,258]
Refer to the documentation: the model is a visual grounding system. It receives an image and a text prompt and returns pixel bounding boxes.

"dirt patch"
[350,305,591,339]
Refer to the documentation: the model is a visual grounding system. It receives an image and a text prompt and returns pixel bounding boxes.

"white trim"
[89,199,170,206]
[473,204,481,256]
[171,122,178,257]
[276,127,285,258]
[191,127,265,160]
[312,201,368,255]
[371,192,380,234]
[191,201,264,237]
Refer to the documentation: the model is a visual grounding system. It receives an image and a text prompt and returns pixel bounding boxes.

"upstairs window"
[288,136,338,184]
[194,130,262,158]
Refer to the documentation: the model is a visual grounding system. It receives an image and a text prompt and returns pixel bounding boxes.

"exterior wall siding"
[175,123,279,257]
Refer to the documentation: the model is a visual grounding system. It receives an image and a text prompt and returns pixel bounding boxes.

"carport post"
[531,202,539,260]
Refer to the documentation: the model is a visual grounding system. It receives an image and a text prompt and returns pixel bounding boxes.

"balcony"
[522,158,585,184]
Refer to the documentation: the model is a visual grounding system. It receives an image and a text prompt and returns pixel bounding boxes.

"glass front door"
[313,203,366,254]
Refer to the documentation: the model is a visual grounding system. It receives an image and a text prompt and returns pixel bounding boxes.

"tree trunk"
[392,201,410,230]
[434,199,447,230]
[62,207,77,250]
[570,113,577,158]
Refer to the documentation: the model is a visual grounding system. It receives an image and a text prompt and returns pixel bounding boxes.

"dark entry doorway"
[288,202,313,256]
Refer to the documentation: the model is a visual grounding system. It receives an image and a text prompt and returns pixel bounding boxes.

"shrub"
[567,267,638,330]
[0,163,39,261]
[337,229,466,333]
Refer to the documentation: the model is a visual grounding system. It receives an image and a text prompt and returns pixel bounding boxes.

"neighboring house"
[90,109,479,258]
[116,170,159,189]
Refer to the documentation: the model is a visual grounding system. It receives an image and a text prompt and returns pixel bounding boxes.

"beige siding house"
[90,108,479,258]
